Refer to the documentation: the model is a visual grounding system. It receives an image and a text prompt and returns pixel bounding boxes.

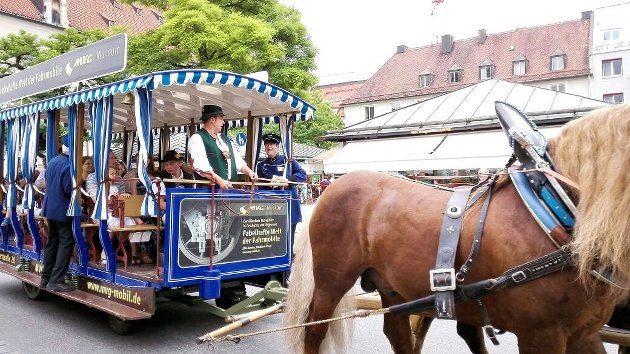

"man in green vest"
[188,104,258,189]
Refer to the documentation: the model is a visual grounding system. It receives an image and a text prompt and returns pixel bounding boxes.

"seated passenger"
[103,167,151,265]
[159,150,195,188]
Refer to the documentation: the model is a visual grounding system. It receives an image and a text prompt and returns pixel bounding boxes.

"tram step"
[0,261,152,321]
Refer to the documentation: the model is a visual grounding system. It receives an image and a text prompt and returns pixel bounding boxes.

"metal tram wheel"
[107,314,137,335]
[22,281,45,300]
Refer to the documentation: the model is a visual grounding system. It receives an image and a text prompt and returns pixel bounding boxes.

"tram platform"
[0,260,153,321]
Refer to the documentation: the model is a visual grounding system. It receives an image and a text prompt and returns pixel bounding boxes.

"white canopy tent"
[324,80,608,173]
[324,127,561,173]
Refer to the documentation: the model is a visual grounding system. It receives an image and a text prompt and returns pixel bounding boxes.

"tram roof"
[0,69,315,130]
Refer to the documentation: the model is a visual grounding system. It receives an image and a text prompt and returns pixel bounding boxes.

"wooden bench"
[108,195,160,269]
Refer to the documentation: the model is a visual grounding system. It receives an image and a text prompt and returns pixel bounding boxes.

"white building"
[342,15,593,127]
[590,2,630,103]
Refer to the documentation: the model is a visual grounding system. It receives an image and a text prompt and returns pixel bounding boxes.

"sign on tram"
[0,33,127,105]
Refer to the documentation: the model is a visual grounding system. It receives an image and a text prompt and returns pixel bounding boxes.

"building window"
[448,70,461,83]
[113,0,121,9]
[136,7,143,15]
[51,0,61,25]
[602,58,622,77]
[157,15,164,24]
[479,65,493,80]
[550,55,565,71]
[419,74,433,87]
[513,60,526,75]
[364,106,374,120]
[108,20,115,27]
[603,29,620,41]
[603,93,623,104]
[550,83,565,92]
[390,102,401,111]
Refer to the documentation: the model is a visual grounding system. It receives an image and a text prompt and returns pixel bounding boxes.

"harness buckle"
[511,270,527,283]
[430,268,456,291]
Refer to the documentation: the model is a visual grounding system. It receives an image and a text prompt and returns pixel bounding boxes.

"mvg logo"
[65,53,94,76]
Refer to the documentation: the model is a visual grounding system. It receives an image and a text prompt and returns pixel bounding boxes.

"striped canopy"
[0,69,315,130]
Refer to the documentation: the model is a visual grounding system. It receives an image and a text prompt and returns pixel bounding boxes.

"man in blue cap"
[256,133,307,254]
[40,135,75,292]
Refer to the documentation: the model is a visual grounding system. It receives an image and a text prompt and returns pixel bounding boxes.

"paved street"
[0,203,618,353]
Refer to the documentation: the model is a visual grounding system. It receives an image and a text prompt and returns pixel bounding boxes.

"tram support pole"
[245,111,254,182]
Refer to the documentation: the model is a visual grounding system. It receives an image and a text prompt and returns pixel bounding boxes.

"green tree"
[293,92,343,149]
[123,0,317,94]
[0,30,42,78]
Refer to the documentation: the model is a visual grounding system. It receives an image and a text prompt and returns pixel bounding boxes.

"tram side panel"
[163,188,291,299]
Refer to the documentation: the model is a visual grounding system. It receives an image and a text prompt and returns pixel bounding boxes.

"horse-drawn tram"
[0,69,313,334]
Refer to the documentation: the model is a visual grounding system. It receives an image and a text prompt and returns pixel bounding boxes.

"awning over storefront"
[323,127,561,173]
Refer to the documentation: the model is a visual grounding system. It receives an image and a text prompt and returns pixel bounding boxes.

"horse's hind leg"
[380,291,415,354]
[303,287,348,354]
[456,322,488,354]
[410,316,433,353]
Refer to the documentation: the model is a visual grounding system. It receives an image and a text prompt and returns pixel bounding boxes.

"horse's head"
[549,104,630,291]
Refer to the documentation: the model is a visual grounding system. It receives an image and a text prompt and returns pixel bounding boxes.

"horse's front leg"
[456,321,488,354]
[516,328,567,354]
[565,331,606,354]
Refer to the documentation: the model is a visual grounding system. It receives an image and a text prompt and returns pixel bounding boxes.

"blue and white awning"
[0,69,315,130]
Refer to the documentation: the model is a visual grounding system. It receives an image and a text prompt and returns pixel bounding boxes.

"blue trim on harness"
[540,186,575,228]
[510,172,563,234]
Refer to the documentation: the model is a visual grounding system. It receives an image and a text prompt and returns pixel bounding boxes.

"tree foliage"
[0,0,340,149]
[0,31,41,78]
[293,92,343,149]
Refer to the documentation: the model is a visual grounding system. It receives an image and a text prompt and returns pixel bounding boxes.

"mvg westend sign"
[0,33,127,105]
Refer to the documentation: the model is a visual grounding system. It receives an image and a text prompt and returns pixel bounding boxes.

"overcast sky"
[280,0,624,85]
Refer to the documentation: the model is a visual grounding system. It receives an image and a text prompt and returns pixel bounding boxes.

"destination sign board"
[0,33,127,105]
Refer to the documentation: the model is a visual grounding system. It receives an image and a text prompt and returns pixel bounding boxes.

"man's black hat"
[200,104,225,121]
[262,133,281,145]
[161,150,184,163]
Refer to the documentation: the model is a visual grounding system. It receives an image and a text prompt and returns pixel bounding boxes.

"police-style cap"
[200,104,225,121]
[262,133,281,145]
[161,150,184,162]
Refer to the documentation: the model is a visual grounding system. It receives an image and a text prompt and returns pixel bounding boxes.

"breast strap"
[431,186,472,319]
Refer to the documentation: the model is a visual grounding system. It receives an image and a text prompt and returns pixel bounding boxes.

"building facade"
[590,2,630,103]
[342,15,593,127]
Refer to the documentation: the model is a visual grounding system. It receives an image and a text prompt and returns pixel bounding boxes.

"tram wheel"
[22,282,46,300]
[107,314,137,335]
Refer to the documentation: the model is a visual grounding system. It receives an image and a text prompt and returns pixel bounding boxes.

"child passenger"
[103,167,152,265]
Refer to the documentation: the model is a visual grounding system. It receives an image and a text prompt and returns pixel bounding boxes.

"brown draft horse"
[285,104,630,354]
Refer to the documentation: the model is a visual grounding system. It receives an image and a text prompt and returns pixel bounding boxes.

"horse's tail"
[284,216,355,353]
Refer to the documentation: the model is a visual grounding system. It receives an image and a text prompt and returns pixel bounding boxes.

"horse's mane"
[551,104,630,291]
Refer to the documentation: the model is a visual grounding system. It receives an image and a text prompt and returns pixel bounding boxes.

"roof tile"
[345,19,590,105]
[0,0,43,21]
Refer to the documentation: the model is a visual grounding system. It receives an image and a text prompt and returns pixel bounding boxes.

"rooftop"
[345,19,591,105]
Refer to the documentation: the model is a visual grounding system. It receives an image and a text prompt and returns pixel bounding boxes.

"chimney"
[478,29,487,44]
[396,45,408,53]
[581,11,592,20]
[441,34,454,54]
